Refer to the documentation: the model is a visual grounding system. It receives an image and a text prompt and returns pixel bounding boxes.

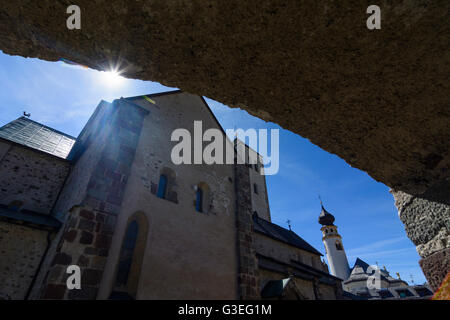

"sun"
[100,70,125,87]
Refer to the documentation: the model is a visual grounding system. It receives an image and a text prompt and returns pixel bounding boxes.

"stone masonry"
[40,99,148,299]
[392,188,450,291]
[234,163,259,299]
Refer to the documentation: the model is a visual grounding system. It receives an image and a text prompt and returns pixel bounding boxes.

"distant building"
[318,204,433,299]
[0,90,342,300]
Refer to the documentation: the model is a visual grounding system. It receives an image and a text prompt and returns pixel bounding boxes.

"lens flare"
[100,69,125,87]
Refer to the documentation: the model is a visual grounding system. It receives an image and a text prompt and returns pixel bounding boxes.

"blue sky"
[0,51,426,285]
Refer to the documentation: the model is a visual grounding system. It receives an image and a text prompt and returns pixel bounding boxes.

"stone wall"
[52,100,113,219]
[39,99,148,299]
[254,232,323,271]
[39,206,115,299]
[0,221,48,299]
[0,141,71,214]
[27,101,115,299]
[98,93,239,299]
[392,189,450,291]
[240,143,271,222]
[234,163,260,299]
[255,232,340,300]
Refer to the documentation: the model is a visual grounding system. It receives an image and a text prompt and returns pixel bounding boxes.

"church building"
[318,204,433,299]
[0,90,342,300]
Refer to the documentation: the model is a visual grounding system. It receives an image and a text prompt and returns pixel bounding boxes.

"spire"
[318,196,335,226]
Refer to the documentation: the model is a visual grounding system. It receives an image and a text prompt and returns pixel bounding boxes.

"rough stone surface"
[41,207,116,299]
[235,164,260,300]
[416,228,449,258]
[392,189,450,251]
[0,1,449,197]
[0,141,71,214]
[392,188,450,291]
[418,248,450,292]
[0,222,48,299]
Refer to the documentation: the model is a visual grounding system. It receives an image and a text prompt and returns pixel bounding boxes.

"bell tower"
[318,202,350,281]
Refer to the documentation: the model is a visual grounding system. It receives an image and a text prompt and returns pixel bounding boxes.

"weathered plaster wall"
[98,93,239,299]
[0,222,48,300]
[254,232,323,271]
[53,100,112,218]
[0,141,71,214]
[258,269,317,300]
[254,232,340,299]
[318,283,337,300]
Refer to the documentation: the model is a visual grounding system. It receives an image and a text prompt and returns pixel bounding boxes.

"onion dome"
[318,204,335,226]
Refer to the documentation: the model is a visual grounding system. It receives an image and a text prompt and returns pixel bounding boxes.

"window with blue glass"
[157,174,168,199]
[196,187,203,213]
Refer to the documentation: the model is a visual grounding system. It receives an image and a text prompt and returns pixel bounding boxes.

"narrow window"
[115,220,138,287]
[196,187,203,212]
[253,183,258,194]
[254,163,259,172]
[157,174,168,199]
[335,241,343,250]
[110,212,149,300]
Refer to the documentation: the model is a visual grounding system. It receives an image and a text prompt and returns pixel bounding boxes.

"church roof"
[345,257,409,286]
[0,204,61,231]
[253,214,323,256]
[351,257,371,273]
[0,117,76,159]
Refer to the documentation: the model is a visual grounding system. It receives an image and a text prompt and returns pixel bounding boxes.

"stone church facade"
[0,90,342,300]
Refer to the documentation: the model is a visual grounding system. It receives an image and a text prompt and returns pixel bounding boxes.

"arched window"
[195,182,210,214]
[110,212,149,300]
[157,174,168,199]
[155,168,178,203]
[196,187,203,213]
[115,221,138,287]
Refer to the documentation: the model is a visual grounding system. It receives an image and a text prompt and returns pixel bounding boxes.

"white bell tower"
[318,203,350,281]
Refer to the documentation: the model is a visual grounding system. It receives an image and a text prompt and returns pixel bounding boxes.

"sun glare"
[101,70,125,87]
